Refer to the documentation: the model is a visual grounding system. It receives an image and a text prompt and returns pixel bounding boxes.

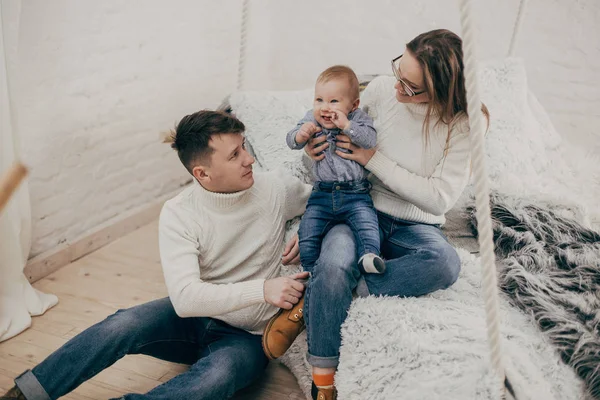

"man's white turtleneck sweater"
[159,170,312,334]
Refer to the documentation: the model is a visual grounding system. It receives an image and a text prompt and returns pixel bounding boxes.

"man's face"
[194,133,255,193]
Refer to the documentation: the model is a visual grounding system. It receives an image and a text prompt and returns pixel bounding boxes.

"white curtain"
[0,0,57,342]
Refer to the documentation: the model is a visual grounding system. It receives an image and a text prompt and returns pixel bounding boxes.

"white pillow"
[229,89,314,182]
[477,58,561,190]
[470,59,598,228]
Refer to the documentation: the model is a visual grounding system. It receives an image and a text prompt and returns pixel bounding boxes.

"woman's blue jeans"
[304,211,461,368]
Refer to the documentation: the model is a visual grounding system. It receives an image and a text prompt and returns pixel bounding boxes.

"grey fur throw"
[469,194,600,399]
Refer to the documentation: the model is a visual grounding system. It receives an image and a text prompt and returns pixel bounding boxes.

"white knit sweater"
[158,170,312,334]
[362,76,472,225]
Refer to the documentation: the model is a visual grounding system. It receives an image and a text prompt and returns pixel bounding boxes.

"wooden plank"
[0,371,16,392]
[70,381,124,400]
[0,339,56,366]
[24,242,72,284]
[111,355,173,382]
[29,317,75,338]
[20,294,115,330]
[156,364,189,383]
[34,274,161,310]
[0,352,37,377]
[5,327,67,353]
[92,367,159,394]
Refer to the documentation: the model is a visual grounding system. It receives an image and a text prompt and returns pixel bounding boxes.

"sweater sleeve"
[275,170,312,220]
[158,202,266,318]
[365,122,471,216]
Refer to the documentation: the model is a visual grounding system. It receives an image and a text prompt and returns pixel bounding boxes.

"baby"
[286,65,384,275]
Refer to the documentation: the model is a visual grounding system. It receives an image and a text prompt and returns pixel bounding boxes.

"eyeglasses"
[391,54,424,97]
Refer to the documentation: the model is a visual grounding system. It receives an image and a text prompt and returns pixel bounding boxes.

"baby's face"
[313,78,358,129]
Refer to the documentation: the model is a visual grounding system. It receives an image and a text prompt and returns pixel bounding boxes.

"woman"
[303,29,489,400]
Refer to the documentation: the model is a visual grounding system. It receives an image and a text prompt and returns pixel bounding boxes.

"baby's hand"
[296,122,322,144]
[330,109,351,131]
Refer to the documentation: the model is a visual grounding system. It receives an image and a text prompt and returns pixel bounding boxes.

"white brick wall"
[14,0,599,256]
[17,0,242,256]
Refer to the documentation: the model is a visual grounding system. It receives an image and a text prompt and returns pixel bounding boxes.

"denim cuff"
[15,370,51,400]
[306,352,339,369]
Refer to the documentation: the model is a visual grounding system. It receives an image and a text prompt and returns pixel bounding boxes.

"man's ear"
[192,164,210,184]
[352,98,360,112]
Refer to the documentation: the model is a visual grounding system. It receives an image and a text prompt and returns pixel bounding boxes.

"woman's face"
[393,49,429,104]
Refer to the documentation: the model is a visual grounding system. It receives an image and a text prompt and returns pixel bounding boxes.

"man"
[2,110,311,400]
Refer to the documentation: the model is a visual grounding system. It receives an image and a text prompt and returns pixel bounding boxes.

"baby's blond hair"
[316,65,360,100]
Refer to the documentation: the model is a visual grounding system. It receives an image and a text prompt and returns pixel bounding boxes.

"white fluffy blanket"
[229,58,598,399]
[279,250,584,400]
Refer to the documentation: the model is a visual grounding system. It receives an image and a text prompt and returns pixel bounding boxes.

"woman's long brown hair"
[406,29,489,152]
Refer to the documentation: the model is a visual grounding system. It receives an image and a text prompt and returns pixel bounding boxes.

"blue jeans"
[14,298,268,400]
[305,212,461,368]
[298,180,380,273]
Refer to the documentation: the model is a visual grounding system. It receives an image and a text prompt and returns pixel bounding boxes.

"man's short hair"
[170,110,245,173]
[316,65,360,100]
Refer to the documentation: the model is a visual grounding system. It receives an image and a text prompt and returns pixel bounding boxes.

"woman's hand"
[304,135,329,161]
[335,134,376,167]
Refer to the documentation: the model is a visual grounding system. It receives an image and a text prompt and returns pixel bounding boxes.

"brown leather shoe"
[311,382,337,400]
[262,295,305,359]
[1,386,26,400]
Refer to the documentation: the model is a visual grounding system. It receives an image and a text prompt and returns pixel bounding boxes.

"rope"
[458,0,513,398]
[507,0,529,57]
[237,0,250,91]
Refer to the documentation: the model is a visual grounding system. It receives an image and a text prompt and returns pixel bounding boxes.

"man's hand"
[330,109,351,131]
[264,271,310,310]
[295,122,322,145]
[282,234,300,265]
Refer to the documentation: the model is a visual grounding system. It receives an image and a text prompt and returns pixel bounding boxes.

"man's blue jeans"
[14,298,268,400]
[298,180,380,273]
[304,212,461,368]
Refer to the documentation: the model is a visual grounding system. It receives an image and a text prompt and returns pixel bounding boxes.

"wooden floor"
[0,220,305,400]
